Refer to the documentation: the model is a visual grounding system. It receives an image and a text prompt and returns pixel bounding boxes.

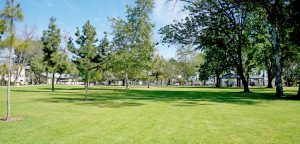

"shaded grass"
[0,85,299,144]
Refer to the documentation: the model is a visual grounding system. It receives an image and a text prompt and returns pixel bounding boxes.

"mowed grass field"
[0,85,299,144]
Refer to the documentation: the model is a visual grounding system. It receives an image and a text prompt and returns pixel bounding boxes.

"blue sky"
[2,0,187,58]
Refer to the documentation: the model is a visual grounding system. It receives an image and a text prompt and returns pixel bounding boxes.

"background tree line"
[0,0,299,120]
[160,0,300,96]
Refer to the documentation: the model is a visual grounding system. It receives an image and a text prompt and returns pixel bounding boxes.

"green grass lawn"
[0,85,299,144]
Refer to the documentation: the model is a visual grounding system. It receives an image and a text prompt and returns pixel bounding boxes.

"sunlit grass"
[0,85,299,144]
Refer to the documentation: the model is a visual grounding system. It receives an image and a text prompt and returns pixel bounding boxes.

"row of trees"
[29,0,202,97]
[36,0,157,97]
[160,0,300,96]
[149,47,202,86]
[0,0,162,120]
[0,0,299,121]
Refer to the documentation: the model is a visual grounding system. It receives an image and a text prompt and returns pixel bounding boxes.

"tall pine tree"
[41,17,61,92]
[68,21,100,100]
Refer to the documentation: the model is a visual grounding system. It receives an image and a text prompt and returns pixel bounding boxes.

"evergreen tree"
[41,17,61,92]
[95,32,110,72]
[68,20,99,100]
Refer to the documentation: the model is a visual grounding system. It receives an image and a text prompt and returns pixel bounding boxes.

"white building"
[0,66,30,85]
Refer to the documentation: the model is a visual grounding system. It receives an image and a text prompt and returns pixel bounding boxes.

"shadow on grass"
[13,86,298,108]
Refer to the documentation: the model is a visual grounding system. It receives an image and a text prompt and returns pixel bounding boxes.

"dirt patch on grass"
[0,116,24,122]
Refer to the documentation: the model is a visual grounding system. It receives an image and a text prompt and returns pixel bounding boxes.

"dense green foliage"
[176,46,201,85]
[199,47,230,87]
[0,19,5,40]
[160,0,300,95]
[41,17,61,92]
[29,53,45,84]
[160,0,259,92]
[68,21,101,100]
[110,0,155,90]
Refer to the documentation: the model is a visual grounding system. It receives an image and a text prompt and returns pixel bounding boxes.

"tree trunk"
[272,23,284,97]
[38,74,41,85]
[122,78,125,86]
[125,73,129,90]
[263,50,269,87]
[266,67,273,88]
[236,25,250,93]
[45,70,48,84]
[30,73,33,85]
[237,78,241,87]
[167,78,171,86]
[286,81,292,87]
[1,75,5,85]
[6,45,12,120]
[161,79,163,87]
[216,74,221,88]
[236,64,250,93]
[267,77,274,88]
[147,71,150,88]
[241,75,250,93]
[85,79,89,101]
[297,82,300,97]
[52,72,55,92]
[237,67,250,93]
[262,70,265,86]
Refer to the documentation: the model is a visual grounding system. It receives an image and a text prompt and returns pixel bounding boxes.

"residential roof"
[41,73,74,79]
[222,73,240,79]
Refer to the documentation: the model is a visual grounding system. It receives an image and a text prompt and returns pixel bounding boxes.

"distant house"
[0,66,31,86]
[0,66,82,85]
[40,73,82,85]
[249,75,265,86]
[221,72,272,87]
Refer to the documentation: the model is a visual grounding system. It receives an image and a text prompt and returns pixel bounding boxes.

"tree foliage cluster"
[160,0,300,96]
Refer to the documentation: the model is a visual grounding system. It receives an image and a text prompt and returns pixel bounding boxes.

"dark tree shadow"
[21,86,298,109]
